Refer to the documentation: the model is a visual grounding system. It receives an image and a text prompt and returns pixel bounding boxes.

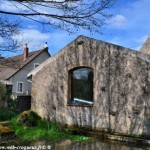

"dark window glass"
[69,67,93,106]
[17,82,23,92]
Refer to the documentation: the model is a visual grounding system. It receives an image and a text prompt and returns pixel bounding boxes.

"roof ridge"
[7,47,46,59]
[0,47,50,80]
[5,47,49,79]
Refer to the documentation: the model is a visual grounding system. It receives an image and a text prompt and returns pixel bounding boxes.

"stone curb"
[106,134,150,145]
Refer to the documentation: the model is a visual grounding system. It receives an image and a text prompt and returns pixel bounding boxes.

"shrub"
[0,82,5,108]
[6,97,18,112]
[0,108,16,121]
[16,110,41,127]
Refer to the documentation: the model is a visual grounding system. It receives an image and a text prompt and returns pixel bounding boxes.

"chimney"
[44,42,48,48]
[23,44,28,61]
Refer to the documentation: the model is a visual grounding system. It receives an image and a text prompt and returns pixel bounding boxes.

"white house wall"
[10,51,50,96]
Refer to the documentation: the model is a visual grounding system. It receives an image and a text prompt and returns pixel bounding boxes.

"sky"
[1,0,150,57]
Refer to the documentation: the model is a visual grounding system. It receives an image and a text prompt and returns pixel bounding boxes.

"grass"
[0,109,91,142]
[10,116,91,142]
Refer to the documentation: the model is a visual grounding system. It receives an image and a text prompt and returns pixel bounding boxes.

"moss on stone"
[0,121,10,127]
[16,110,41,127]
[0,120,15,137]
[0,127,15,136]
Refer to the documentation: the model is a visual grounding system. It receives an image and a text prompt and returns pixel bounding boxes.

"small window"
[68,67,93,106]
[34,63,39,68]
[17,82,23,93]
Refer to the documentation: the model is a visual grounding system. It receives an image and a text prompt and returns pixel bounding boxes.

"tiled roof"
[0,64,17,80]
[0,47,49,80]
[0,80,12,85]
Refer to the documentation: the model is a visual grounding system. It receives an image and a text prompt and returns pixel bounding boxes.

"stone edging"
[106,134,150,145]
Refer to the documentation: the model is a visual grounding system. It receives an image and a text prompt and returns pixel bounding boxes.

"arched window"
[68,67,93,106]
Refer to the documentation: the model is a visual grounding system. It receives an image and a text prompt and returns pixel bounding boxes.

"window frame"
[17,81,23,93]
[34,63,40,69]
[68,67,93,107]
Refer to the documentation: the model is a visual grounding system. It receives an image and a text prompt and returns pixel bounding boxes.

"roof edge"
[27,35,138,77]
[7,47,50,79]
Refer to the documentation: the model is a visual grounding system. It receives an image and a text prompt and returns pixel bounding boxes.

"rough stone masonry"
[29,35,150,136]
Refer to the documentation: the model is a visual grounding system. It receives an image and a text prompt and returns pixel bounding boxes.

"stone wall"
[140,37,150,55]
[31,36,150,135]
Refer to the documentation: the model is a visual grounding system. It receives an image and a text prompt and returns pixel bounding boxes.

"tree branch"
[0,0,116,54]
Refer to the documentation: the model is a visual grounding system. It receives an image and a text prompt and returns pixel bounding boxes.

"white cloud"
[13,28,51,52]
[113,0,150,31]
[134,35,149,43]
[103,0,150,51]
[109,14,128,28]
[13,28,77,55]
[0,0,62,20]
[0,0,28,12]
[0,37,4,44]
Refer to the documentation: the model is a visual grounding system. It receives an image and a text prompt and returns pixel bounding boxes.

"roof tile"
[0,47,49,80]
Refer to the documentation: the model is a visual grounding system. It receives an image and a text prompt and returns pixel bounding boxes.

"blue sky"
[1,0,150,57]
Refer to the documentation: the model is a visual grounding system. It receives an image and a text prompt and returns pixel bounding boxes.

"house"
[0,44,50,98]
[28,35,150,136]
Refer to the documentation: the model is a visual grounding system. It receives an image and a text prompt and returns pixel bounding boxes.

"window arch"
[68,67,93,106]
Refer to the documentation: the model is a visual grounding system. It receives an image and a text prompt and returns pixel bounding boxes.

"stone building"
[28,35,150,135]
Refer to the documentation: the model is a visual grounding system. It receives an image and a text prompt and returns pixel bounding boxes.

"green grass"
[10,117,91,142]
[131,134,143,138]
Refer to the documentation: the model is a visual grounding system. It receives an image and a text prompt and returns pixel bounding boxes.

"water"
[1,139,149,150]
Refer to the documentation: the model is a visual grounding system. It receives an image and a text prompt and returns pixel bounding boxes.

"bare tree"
[0,18,21,53]
[0,0,116,53]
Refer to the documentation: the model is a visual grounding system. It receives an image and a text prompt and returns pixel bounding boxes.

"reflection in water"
[0,139,148,150]
[30,140,147,150]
